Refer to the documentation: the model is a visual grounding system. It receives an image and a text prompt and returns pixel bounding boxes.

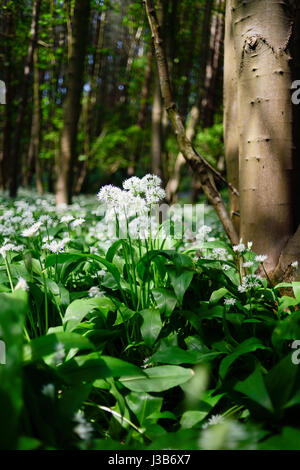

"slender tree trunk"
[27,48,43,194]
[9,0,41,198]
[180,1,201,120]
[202,0,224,127]
[232,0,295,271]
[166,0,213,202]
[224,0,239,234]
[128,48,153,175]
[2,8,14,190]
[74,4,107,194]
[151,71,164,179]
[56,0,91,205]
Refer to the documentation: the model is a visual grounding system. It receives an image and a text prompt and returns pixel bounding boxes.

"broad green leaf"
[151,345,220,365]
[210,287,229,303]
[140,309,162,347]
[64,296,115,331]
[0,290,28,449]
[152,288,177,316]
[126,392,163,426]
[119,365,194,392]
[259,427,300,450]
[234,368,274,412]
[23,332,94,363]
[219,338,269,379]
[57,353,145,384]
[168,269,194,304]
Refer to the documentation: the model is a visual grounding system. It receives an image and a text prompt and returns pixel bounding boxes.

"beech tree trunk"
[9,0,41,197]
[231,0,295,272]
[56,0,91,205]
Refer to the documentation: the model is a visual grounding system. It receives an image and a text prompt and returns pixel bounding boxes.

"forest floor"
[0,181,300,450]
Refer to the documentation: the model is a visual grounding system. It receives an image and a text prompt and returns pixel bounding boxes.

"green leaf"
[119,365,194,392]
[106,240,123,262]
[57,353,145,384]
[210,287,229,303]
[23,332,94,363]
[234,368,274,413]
[219,338,269,379]
[126,392,163,426]
[168,269,194,304]
[152,288,177,316]
[140,309,162,347]
[151,345,219,365]
[0,290,28,449]
[64,297,115,331]
[259,427,300,450]
[180,410,208,429]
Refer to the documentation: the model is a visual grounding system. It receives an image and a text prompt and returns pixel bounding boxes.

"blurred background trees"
[0,0,225,203]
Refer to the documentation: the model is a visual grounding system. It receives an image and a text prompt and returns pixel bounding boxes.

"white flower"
[222,264,231,271]
[202,414,224,429]
[39,215,52,225]
[97,185,123,207]
[224,298,236,306]
[73,411,93,441]
[41,383,55,399]
[21,221,42,237]
[243,261,254,268]
[53,342,65,365]
[233,243,246,253]
[88,286,105,297]
[61,214,74,223]
[72,218,85,228]
[255,255,268,263]
[196,225,212,241]
[15,277,29,291]
[145,186,166,205]
[97,269,106,277]
[141,174,162,189]
[122,176,142,195]
[43,239,65,253]
[247,241,253,249]
[292,261,298,269]
[238,285,247,293]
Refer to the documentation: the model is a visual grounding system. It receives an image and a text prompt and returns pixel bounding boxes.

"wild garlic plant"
[97,174,168,310]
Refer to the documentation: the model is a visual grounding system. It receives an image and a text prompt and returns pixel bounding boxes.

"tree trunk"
[2,7,14,191]
[74,4,107,194]
[166,0,213,203]
[56,0,91,205]
[151,71,164,179]
[223,0,239,234]
[128,48,153,175]
[202,0,224,128]
[232,0,295,272]
[26,48,43,194]
[9,0,41,198]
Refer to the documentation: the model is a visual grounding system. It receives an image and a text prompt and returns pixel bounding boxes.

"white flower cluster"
[88,286,105,298]
[238,274,263,292]
[73,411,93,441]
[97,174,165,213]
